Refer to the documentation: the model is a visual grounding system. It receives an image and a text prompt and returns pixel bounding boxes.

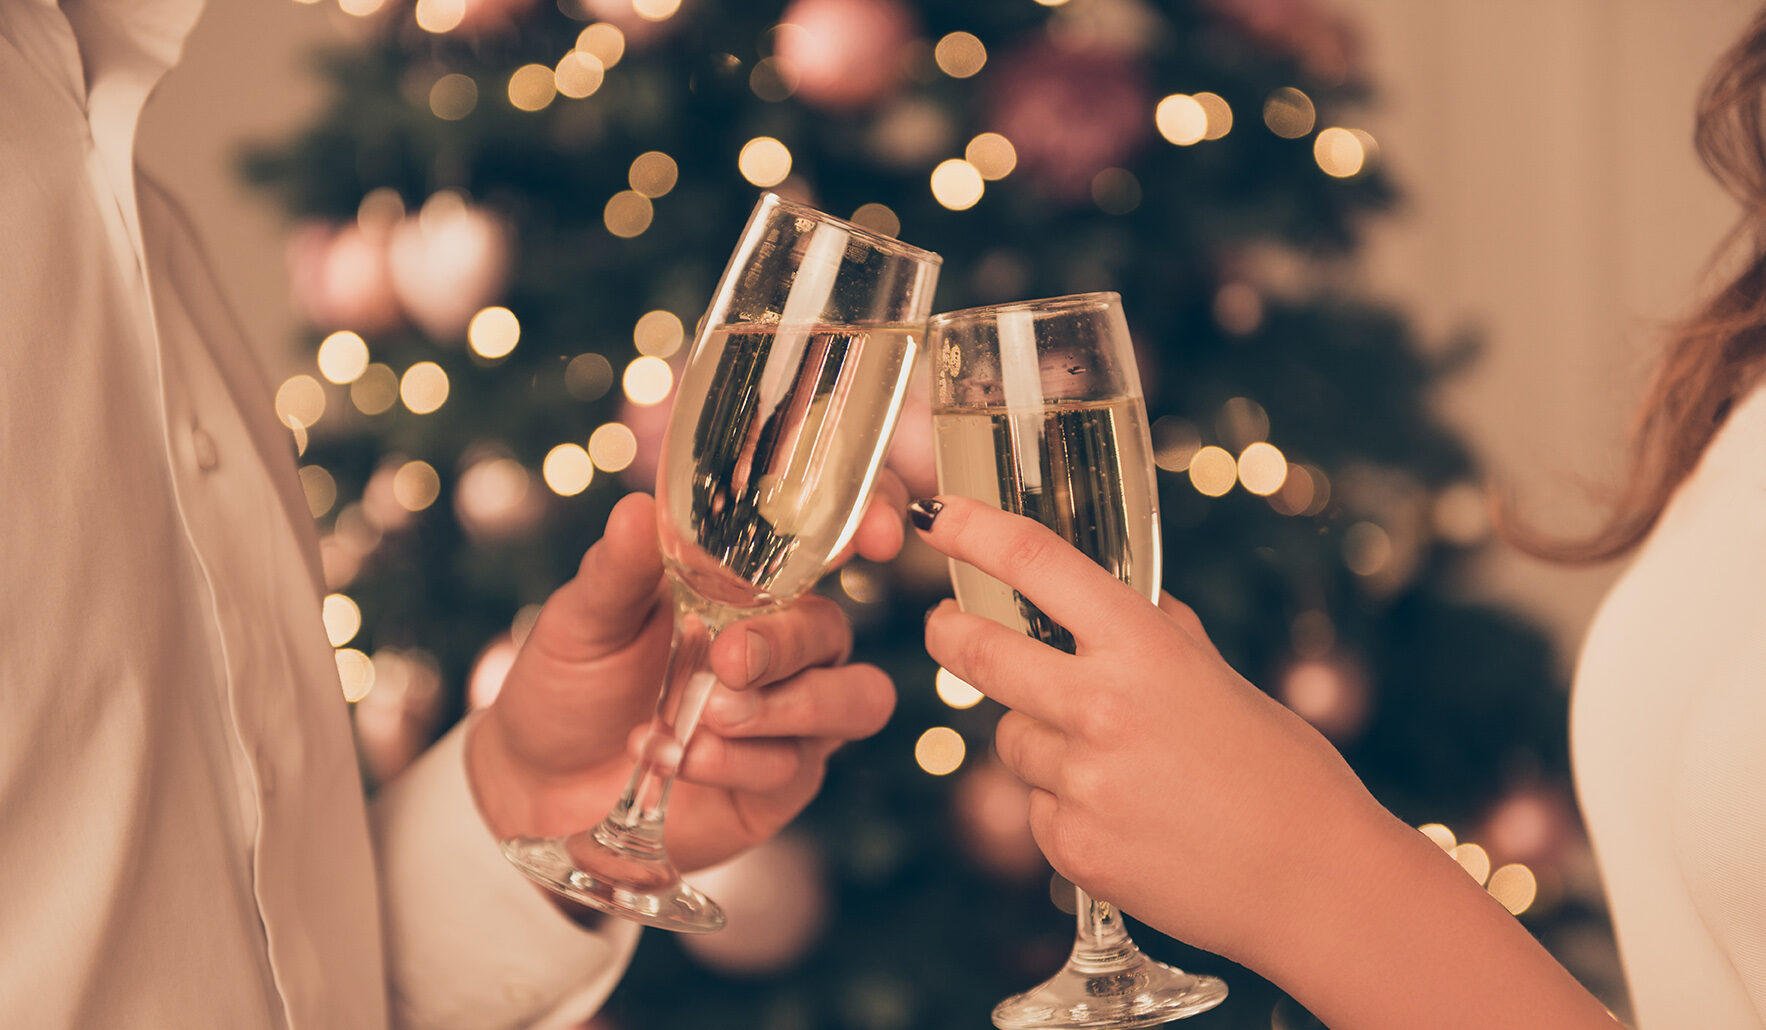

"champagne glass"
[929,293,1227,1026]
[502,194,941,932]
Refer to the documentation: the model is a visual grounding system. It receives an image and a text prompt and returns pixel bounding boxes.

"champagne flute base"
[501,830,725,934]
[991,952,1226,1029]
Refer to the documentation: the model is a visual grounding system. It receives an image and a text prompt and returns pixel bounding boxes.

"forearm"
[1255,809,1623,1030]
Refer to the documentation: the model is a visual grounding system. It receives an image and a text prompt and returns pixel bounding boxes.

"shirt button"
[192,427,219,471]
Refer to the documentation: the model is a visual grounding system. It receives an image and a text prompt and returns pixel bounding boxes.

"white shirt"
[1573,382,1766,1028]
[0,2,638,1026]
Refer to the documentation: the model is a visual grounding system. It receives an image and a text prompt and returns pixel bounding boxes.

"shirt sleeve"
[370,719,641,1030]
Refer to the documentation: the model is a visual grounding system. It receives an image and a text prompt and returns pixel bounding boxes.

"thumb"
[530,492,667,658]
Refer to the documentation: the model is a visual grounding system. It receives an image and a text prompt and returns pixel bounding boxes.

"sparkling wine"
[933,397,1161,652]
[658,322,920,611]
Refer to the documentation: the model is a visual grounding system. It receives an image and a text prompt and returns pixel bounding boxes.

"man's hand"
[466,476,905,873]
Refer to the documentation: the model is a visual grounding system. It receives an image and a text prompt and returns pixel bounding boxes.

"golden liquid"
[933,398,1161,651]
[658,323,919,612]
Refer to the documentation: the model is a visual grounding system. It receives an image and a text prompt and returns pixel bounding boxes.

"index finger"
[909,494,1155,653]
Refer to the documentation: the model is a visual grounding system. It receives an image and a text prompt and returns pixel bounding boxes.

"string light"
[623,356,674,405]
[322,593,362,647]
[508,64,557,111]
[1263,87,1316,138]
[1188,445,1237,496]
[576,23,625,67]
[1315,127,1368,178]
[336,647,375,702]
[633,310,684,357]
[1237,442,1288,496]
[392,460,441,511]
[964,133,1017,180]
[850,203,901,238]
[1195,91,1233,139]
[738,137,792,188]
[1155,94,1207,146]
[276,374,326,429]
[930,159,984,210]
[467,306,520,359]
[915,726,966,775]
[413,0,463,33]
[935,668,984,710]
[934,32,987,78]
[604,190,654,238]
[628,152,679,198]
[299,465,338,519]
[400,362,450,414]
[565,353,614,400]
[543,444,595,496]
[352,363,399,415]
[317,331,369,385]
[554,51,605,99]
[588,423,638,472]
[429,73,477,120]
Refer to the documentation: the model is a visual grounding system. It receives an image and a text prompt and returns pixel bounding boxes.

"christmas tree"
[248,0,1619,1025]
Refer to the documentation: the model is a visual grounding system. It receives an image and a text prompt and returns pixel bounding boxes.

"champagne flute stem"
[606,601,724,838]
[1069,887,1139,973]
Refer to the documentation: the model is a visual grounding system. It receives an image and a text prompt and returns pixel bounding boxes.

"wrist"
[463,708,542,842]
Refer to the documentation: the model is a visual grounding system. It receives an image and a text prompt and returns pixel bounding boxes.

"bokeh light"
[392,460,441,511]
[276,374,326,429]
[339,0,387,17]
[632,0,680,20]
[604,190,654,238]
[554,51,605,99]
[915,726,966,775]
[317,331,369,384]
[413,0,463,32]
[750,57,799,103]
[400,362,450,414]
[623,356,674,405]
[738,137,793,188]
[965,133,1017,180]
[1155,94,1207,146]
[577,23,625,67]
[352,363,399,415]
[1188,445,1237,497]
[467,306,520,359]
[336,647,376,702]
[429,73,478,120]
[1488,864,1539,915]
[507,63,557,111]
[1343,521,1393,576]
[1452,842,1492,885]
[299,465,337,519]
[565,353,614,400]
[1419,823,1458,852]
[1237,442,1288,496]
[935,668,984,710]
[1152,416,1202,472]
[930,159,984,210]
[629,151,680,197]
[850,203,901,238]
[633,310,685,357]
[589,423,638,472]
[1217,396,1270,450]
[543,444,595,496]
[322,593,362,647]
[1315,126,1368,178]
[934,32,987,78]
[1264,87,1316,138]
[1195,91,1233,139]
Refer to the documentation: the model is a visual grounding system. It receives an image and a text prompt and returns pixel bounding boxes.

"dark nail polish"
[909,498,943,531]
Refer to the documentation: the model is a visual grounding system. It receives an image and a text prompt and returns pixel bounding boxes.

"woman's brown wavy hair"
[1504,7,1766,563]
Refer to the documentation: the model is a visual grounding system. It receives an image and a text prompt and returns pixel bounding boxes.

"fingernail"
[707,688,759,728]
[909,498,943,531]
[744,632,771,686]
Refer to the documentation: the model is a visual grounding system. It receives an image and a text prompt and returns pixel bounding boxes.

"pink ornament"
[678,834,830,975]
[776,0,916,111]
[1478,784,1581,868]
[387,193,514,342]
[951,760,1044,882]
[985,39,1151,200]
[286,220,404,334]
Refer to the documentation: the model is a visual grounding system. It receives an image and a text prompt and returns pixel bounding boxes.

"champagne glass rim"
[759,192,943,267]
[929,291,1121,327]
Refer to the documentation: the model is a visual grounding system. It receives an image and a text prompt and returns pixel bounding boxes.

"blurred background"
[136,0,1754,1026]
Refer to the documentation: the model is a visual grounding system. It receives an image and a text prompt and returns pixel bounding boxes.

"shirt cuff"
[370,717,641,1030]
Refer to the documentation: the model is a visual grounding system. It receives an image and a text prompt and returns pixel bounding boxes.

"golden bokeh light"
[838,566,884,604]
[623,355,674,405]
[357,188,405,230]
[340,0,387,17]
[604,190,654,238]
[554,51,605,99]
[1268,463,1316,516]
[392,459,441,512]
[542,443,595,497]
[1264,87,1317,138]
[317,330,370,385]
[1151,416,1202,472]
[1343,521,1393,576]
[1155,93,1207,146]
[1188,445,1238,497]
[750,57,798,103]
[400,361,450,414]
[1237,441,1289,496]
[935,668,984,710]
[628,151,679,198]
[737,137,793,188]
[299,465,338,519]
[1314,126,1367,178]
[336,647,376,702]
[322,593,362,648]
[633,310,685,357]
[565,353,614,400]
[1488,863,1539,915]
[1452,842,1492,886]
[351,362,399,415]
[467,306,521,360]
[429,73,477,120]
[965,132,1017,180]
[930,158,985,211]
[850,202,902,238]
[507,63,557,112]
[1090,167,1141,215]
[588,422,639,472]
[577,23,625,67]
[934,32,987,79]
[1217,396,1270,450]
[276,374,326,429]
[1418,822,1457,852]
[632,0,680,20]
[413,0,463,32]
[915,726,967,775]
[1195,91,1233,140]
